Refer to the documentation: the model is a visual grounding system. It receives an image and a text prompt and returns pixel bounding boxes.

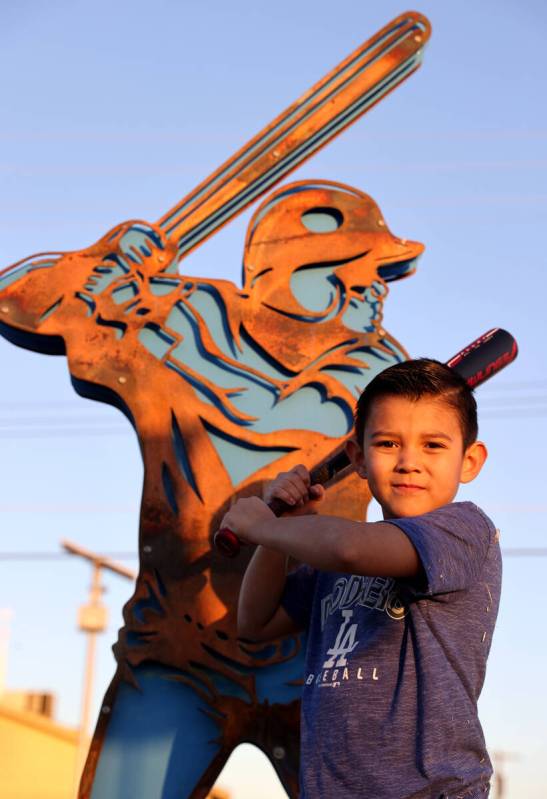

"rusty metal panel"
[0,12,429,799]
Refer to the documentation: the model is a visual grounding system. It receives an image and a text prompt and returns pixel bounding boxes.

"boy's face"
[348,394,487,520]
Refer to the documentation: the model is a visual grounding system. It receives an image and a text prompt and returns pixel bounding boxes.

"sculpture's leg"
[82,651,304,799]
[85,664,230,799]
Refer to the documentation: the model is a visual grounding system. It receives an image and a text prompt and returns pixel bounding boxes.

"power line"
[480,396,547,406]
[480,381,547,391]
[1,549,544,561]
[0,552,137,561]
[0,428,130,439]
[1,414,545,440]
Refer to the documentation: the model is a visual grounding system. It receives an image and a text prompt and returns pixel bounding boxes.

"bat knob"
[214,527,241,558]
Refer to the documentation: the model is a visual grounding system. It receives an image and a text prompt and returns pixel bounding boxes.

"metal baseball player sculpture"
[0,13,430,799]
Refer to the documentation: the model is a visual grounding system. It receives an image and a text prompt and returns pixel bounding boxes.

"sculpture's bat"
[157,11,431,257]
[215,328,518,557]
[0,12,430,298]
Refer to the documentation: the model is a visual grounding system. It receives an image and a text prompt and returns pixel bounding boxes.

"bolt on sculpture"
[0,13,430,799]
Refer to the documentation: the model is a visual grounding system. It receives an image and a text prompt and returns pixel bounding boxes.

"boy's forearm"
[251,514,420,578]
[252,514,361,572]
[221,496,421,577]
[237,545,288,637]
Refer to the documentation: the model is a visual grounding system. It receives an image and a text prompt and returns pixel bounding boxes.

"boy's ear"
[346,437,367,479]
[460,441,488,484]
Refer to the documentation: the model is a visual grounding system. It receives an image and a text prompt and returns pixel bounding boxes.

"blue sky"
[1,1,546,796]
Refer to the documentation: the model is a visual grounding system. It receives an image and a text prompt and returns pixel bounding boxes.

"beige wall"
[0,702,231,799]
[0,703,77,799]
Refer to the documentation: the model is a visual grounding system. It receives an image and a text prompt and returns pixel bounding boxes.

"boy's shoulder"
[398,500,496,534]
[388,501,500,597]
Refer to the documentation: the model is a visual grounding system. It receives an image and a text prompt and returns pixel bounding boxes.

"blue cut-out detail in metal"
[201,418,295,485]
[171,412,203,502]
[163,307,352,437]
[245,184,363,256]
[320,344,405,398]
[39,296,64,323]
[301,206,343,233]
[86,259,130,297]
[75,292,96,317]
[174,667,216,704]
[148,277,180,297]
[0,254,61,292]
[341,297,379,332]
[165,360,253,428]
[138,324,175,359]
[125,631,150,647]
[290,268,341,317]
[189,661,252,703]
[123,300,140,314]
[162,462,179,516]
[118,225,165,261]
[168,302,275,393]
[90,665,222,799]
[154,570,167,598]
[132,585,165,624]
[96,315,127,340]
[378,337,406,360]
[112,282,139,305]
[305,382,355,432]
[237,325,292,380]
[281,637,298,658]
[187,284,238,359]
[249,267,273,289]
[109,253,132,274]
[238,643,277,661]
[377,257,418,282]
[261,385,351,437]
[201,642,304,705]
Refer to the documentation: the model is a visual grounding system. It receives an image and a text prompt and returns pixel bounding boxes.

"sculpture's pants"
[90,659,303,799]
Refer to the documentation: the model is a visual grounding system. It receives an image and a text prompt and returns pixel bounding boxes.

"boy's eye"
[425,441,444,449]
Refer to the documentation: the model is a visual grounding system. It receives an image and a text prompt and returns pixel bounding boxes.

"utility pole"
[62,539,135,799]
[492,750,518,799]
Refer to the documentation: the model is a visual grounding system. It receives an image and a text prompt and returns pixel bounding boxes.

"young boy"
[220,359,500,799]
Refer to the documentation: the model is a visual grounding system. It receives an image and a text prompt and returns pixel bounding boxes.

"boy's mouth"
[391,483,426,493]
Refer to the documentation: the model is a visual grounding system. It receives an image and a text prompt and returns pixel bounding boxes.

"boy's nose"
[394,450,421,472]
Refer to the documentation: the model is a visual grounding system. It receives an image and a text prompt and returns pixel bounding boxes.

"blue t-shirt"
[281,501,501,799]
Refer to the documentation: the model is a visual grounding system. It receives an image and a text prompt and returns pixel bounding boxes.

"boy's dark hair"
[354,359,478,450]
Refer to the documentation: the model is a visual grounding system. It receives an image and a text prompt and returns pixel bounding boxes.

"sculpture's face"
[242,182,424,333]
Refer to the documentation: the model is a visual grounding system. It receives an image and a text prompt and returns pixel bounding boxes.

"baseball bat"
[214,327,518,557]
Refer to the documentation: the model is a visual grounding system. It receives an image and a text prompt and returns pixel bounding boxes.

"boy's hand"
[220,497,275,544]
[264,464,325,515]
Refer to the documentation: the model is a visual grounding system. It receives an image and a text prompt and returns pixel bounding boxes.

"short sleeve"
[388,502,496,596]
[280,564,318,629]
